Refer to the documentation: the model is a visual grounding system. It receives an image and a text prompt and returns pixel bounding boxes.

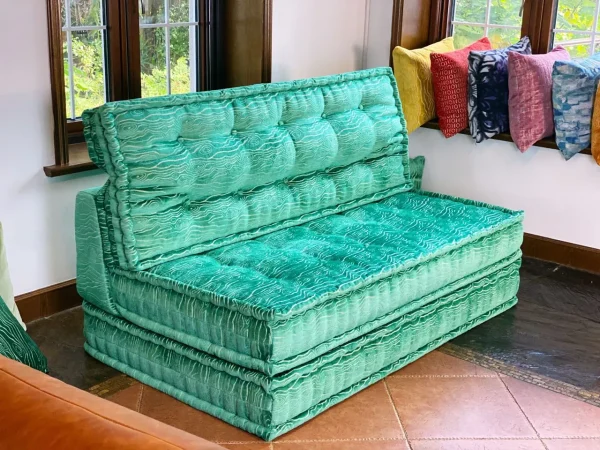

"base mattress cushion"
[84,259,520,440]
[107,190,523,375]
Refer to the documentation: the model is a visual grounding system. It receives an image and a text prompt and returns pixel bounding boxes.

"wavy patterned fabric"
[392,38,455,133]
[409,156,426,189]
[84,259,519,440]
[0,296,47,372]
[82,68,410,271]
[468,37,532,143]
[552,53,600,160]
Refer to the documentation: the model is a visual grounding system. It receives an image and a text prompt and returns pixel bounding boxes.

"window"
[45,0,218,176]
[552,0,600,57]
[450,0,524,48]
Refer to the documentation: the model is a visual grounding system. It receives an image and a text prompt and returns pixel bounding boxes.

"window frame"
[428,0,559,55]
[44,0,216,176]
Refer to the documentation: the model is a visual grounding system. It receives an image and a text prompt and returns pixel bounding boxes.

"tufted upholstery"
[83,68,410,271]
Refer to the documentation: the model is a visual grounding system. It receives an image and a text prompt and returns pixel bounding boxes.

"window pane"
[453,0,486,24]
[555,0,596,31]
[140,0,166,25]
[170,26,192,94]
[70,0,103,27]
[554,31,593,57]
[170,0,193,23]
[489,0,522,26]
[71,30,106,117]
[488,27,521,48]
[141,27,168,97]
[452,24,485,48]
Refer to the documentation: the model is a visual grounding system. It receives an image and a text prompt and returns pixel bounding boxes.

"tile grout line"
[388,374,498,378]
[135,384,145,413]
[383,378,413,449]
[497,374,549,450]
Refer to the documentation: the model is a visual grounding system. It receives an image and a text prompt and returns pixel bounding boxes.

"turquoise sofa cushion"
[106,191,523,374]
[0,296,47,372]
[82,68,411,271]
[410,156,425,189]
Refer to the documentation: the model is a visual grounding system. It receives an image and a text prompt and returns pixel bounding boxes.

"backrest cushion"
[430,37,492,138]
[553,53,600,160]
[508,47,570,152]
[83,68,411,271]
[392,37,455,133]
[468,37,532,143]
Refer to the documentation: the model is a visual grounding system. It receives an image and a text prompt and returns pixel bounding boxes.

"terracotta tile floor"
[105,350,600,449]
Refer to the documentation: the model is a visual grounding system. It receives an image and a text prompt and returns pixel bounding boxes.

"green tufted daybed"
[76,67,523,440]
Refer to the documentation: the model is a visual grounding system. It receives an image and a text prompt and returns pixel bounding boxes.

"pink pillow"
[508,47,570,151]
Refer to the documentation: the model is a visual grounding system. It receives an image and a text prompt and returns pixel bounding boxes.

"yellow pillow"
[592,86,600,166]
[392,37,455,134]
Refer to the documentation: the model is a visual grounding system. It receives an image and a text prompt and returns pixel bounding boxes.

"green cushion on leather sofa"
[77,67,523,440]
[0,296,47,372]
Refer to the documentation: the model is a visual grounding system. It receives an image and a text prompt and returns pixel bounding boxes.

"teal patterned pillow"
[552,53,600,160]
[0,296,47,372]
[410,156,426,190]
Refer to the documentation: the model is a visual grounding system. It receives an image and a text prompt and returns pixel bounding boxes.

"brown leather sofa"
[0,355,225,449]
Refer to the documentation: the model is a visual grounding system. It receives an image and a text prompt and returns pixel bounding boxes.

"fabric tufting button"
[231,129,237,135]
[321,113,327,118]
[359,104,364,110]
[278,120,285,126]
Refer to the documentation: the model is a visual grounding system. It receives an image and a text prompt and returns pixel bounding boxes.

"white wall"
[410,129,600,248]
[0,1,106,296]
[272,0,370,81]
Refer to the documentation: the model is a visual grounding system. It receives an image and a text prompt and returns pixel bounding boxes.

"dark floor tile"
[28,306,119,390]
[519,258,600,324]
[450,258,600,393]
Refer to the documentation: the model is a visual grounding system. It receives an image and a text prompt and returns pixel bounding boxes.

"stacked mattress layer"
[84,257,519,440]
[107,191,523,375]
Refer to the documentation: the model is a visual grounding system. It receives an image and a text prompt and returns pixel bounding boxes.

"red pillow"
[430,38,492,138]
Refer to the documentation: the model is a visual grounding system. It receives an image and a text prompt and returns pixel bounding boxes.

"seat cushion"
[107,191,523,375]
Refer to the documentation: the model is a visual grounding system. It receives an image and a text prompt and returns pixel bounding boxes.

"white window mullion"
[65,0,76,120]
[483,0,492,37]
[100,0,107,105]
[165,0,171,95]
[591,1,600,54]
[189,0,197,92]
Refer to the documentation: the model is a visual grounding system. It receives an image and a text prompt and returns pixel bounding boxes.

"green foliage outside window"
[64,0,194,119]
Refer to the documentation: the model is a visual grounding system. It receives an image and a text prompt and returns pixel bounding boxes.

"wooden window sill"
[421,120,593,156]
[44,142,98,177]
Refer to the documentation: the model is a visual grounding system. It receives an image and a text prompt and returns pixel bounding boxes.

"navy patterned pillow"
[468,37,532,143]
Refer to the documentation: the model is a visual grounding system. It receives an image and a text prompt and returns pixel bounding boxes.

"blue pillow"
[552,53,600,160]
[468,37,532,143]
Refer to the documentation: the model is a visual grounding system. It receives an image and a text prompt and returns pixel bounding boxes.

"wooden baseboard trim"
[16,279,82,324]
[522,233,600,275]
[12,234,599,323]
